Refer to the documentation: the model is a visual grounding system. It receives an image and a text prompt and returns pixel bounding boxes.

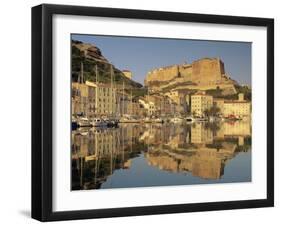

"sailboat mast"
[80,62,84,115]
[122,81,125,116]
[111,65,113,89]
[131,89,133,115]
[148,87,150,116]
[110,65,113,116]
[95,65,98,116]
[81,61,84,83]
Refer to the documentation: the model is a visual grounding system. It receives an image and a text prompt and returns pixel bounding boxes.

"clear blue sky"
[72,34,251,86]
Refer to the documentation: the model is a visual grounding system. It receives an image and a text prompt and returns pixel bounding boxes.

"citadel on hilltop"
[145,58,238,95]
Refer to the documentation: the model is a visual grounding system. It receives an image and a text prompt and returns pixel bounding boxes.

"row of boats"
[72,117,119,129]
[72,115,214,130]
[72,114,244,129]
[72,116,165,129]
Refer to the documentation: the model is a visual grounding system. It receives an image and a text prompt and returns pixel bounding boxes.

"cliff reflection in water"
[72,121,251,190]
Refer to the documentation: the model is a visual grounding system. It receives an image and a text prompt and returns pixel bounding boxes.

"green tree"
[204,106,220,117]
[209,106,221,116]
[192,110,197,117]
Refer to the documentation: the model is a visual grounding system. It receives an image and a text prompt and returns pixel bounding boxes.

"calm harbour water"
[71,121,251,190]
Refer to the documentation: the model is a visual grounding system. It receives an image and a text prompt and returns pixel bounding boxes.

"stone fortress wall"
[191,58,225,83]
[144,58,237,91]
[145,64,190,83]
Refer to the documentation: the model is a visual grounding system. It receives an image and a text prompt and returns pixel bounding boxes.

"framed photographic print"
[31,4,274,221]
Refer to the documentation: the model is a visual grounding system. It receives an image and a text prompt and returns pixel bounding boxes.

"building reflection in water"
[72,121,251,190]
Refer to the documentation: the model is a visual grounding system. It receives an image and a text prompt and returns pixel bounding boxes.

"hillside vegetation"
[205,85,251,101]
[71,40,142,89]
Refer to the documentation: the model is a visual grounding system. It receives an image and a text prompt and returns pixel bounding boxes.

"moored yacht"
[77,117,91,127]
[91,118,107,127]
[119,116,140,123]
[170,117,184,123]
[103,118,119,127]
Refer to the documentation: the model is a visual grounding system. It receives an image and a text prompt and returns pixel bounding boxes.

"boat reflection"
[72,121,251,190]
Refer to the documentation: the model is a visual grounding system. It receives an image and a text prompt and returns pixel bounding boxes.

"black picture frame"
[32,3,274,222]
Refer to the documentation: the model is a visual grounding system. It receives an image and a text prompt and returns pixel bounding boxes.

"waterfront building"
[86,81,117,116]
[138,96,157,116]
[165,90,190,114]
[222,93,251,118]
[146,94,163,116]
[116,91,130,116]
[148,102,156,115]
[191,91,213,117]
[137,99,154,116]
[128,99,146,117]
[142,94,177,116]
[72,81,118,118]
[161,96,176,116]
[72,82,96,118]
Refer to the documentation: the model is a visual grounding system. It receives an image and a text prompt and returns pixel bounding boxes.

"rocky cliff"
[72,40,142,88]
